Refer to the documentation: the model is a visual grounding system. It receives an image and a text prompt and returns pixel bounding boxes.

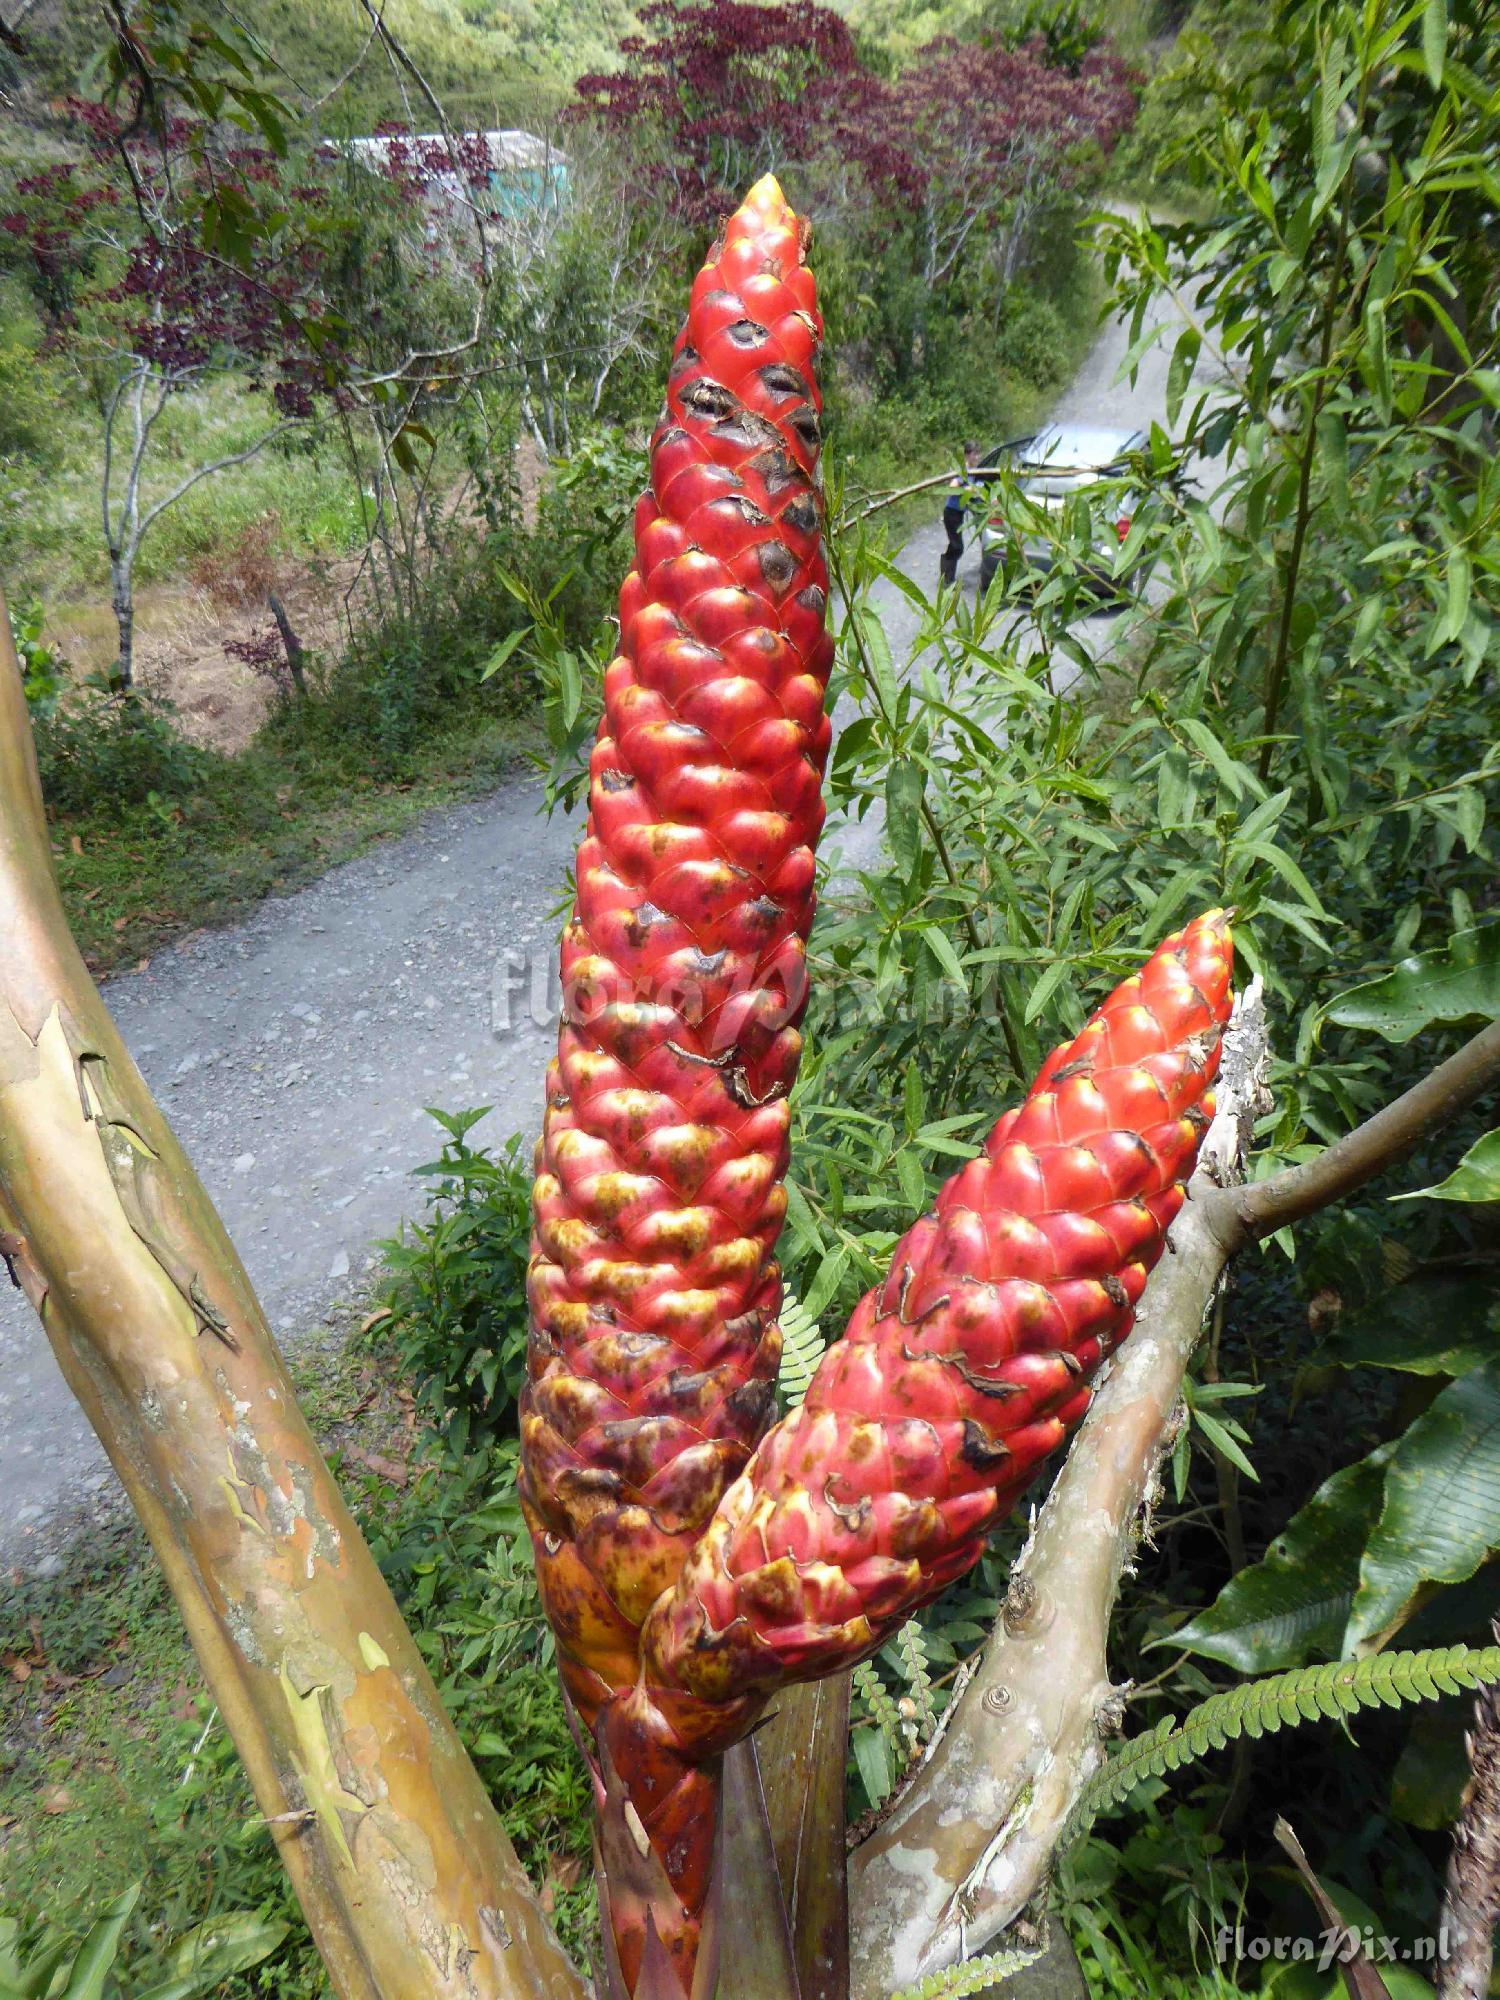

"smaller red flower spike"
[643,910,1235,1706]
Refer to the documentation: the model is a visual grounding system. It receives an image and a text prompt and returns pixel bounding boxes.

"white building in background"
[336,129,565,224]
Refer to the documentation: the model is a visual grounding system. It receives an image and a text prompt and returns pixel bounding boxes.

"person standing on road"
[940,442,982,588]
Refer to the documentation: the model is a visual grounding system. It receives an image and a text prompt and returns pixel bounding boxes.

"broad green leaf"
[136,1915,289,2000]
[1347,1360,1500,1647]
[1171,1448,1390,1671]
[1326,921,1500,1042]
[1319,1276,1498,1377]
[1392,1128,1500,1204]
[62,1885,140,2000]
[851,1724,893,1809]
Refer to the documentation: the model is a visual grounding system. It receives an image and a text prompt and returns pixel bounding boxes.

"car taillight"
[1115,514,1132,543]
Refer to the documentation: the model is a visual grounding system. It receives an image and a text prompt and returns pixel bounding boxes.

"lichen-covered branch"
[1439,1655,1500,2000]
[0,592,584,2000]
[845,983,1269,1998]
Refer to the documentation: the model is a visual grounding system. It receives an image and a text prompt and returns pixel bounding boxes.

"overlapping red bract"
[518,173,834,1996]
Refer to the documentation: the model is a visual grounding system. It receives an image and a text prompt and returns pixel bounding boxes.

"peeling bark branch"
[1234,1017,1500,1240]
[845,987,1269,1998]
[1439,1655,1500,2000]
[0,590,584,2000]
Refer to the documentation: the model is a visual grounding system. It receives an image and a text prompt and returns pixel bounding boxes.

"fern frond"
[895,1618,938,1739]
[777,1289,826,1408]
[854,1658,904,1753]
[1070,1643,1500,1843]
[891,1944,1041,1999]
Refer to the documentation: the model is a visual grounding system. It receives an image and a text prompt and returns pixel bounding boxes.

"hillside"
[8,0,1168,147]
[9,0,637,132]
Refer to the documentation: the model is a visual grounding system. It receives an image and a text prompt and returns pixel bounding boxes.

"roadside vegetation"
[2,0,1117,970]
[2,0,1497,1996]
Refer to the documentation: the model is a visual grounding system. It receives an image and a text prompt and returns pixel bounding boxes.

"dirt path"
[1,288,1190,1571]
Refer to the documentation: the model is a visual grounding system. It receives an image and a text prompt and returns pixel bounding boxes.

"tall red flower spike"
[518,174,834,1997]
[640,910,1235,1703]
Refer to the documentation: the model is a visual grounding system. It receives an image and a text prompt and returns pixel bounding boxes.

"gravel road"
[0,280,1186,1572]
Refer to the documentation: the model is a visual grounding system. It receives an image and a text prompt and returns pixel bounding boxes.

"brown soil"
[46,552,366,755]
[43,442,545,756]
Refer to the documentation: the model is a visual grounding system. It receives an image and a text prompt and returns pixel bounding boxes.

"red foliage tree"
[571,0,1137,273]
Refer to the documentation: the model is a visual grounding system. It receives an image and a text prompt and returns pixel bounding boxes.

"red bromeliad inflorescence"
[520,172,1237,2000]
[518,174,834,1995]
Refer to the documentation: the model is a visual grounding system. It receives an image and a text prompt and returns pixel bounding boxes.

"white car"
[977,422,1146,596]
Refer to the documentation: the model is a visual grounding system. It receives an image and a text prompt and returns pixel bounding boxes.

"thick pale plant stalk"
[0,596,584,2000]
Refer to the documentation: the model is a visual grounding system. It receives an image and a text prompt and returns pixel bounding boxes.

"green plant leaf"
[1172,1448,1391,1670]
[1391,1129,1500,1204]
[775,1290,826,1409]
[891,1945,1041,1999]
[1422,0,1448,86]
[886,759,924,873]
[62,1885,140,2000]
[1068,1645,1500,1845]
[1325,922,1500,1042]
[1318,1276,1498,1376]
[1347,1361,1500,1647]
[135,1914,289,2000]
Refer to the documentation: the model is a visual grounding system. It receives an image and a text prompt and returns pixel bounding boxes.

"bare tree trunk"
[1439,1661,1500,2000]
[0,586,585,2000]
[109,552,135,691]
[268,591,309,698]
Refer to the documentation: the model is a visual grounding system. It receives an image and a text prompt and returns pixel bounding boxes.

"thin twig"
[1233,1018,1500,1242]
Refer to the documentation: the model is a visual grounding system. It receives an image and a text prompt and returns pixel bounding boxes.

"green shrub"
[0,294,63,468]
[994,291,1071,392]
[33,687,206,821]
[379,1111,533,1443]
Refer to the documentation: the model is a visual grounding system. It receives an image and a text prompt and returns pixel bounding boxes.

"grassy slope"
[53,706,542,976]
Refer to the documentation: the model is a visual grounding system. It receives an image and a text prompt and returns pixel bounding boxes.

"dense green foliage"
[771,0,1498,1977]
[379,1111,535,1440]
